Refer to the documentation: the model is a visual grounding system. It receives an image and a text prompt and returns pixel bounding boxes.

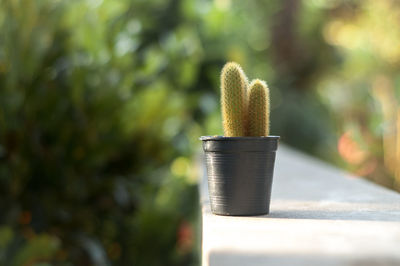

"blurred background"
[1,0,400,265]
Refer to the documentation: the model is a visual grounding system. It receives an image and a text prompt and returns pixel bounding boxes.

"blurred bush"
[313,0,400,190]
[0,0,206,265]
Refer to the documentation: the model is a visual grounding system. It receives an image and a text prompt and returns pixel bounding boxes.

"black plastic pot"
[200,136,279,216]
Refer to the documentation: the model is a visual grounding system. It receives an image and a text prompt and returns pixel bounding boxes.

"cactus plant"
[247,79,270,136]
[220,62,270,137]
[220,62,248,137]
[203,62,278,216]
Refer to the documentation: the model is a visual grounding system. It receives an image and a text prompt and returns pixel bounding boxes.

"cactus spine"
[220,62,270,137]
[221,62,248,137]
[247,79,270,136]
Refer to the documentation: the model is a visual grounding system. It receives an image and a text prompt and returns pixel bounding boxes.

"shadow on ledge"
[258,209,400,222]
[208,251,400,266]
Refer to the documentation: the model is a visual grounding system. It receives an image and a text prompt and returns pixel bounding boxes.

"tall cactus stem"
[247,79,270,136]
[220,62,248,137]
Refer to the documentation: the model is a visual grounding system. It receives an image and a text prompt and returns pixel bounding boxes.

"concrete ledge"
[200,145,400,266]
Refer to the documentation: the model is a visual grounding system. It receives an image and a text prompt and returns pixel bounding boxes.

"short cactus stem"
[247,79,270,136]
[220,62,248,137]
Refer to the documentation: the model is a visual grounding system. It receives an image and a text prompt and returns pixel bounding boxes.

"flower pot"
[200,136,279,216]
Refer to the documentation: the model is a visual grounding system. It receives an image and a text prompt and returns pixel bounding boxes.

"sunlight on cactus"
[220,62,248,137]
[247,79,270,136]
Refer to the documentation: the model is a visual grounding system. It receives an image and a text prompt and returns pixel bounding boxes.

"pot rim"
[199,135,280,141]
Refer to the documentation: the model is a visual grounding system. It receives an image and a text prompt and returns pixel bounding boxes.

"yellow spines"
[220,62,270,137]
[247,79,270,136]
[221,62,248,137]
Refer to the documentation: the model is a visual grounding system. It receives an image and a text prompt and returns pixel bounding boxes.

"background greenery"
[1,0,399,265]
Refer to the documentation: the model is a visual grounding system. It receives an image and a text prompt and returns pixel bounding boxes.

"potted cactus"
[200,62,279,216]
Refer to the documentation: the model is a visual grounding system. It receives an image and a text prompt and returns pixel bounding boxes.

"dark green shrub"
[0,0,203,265]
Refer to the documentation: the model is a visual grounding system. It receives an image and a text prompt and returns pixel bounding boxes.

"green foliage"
[12,235,60,266]
[248,80,270,136]
[220,62,248,136]
[0,0,205,265]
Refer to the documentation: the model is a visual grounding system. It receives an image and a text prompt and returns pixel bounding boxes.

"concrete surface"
[200,145,400,266]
